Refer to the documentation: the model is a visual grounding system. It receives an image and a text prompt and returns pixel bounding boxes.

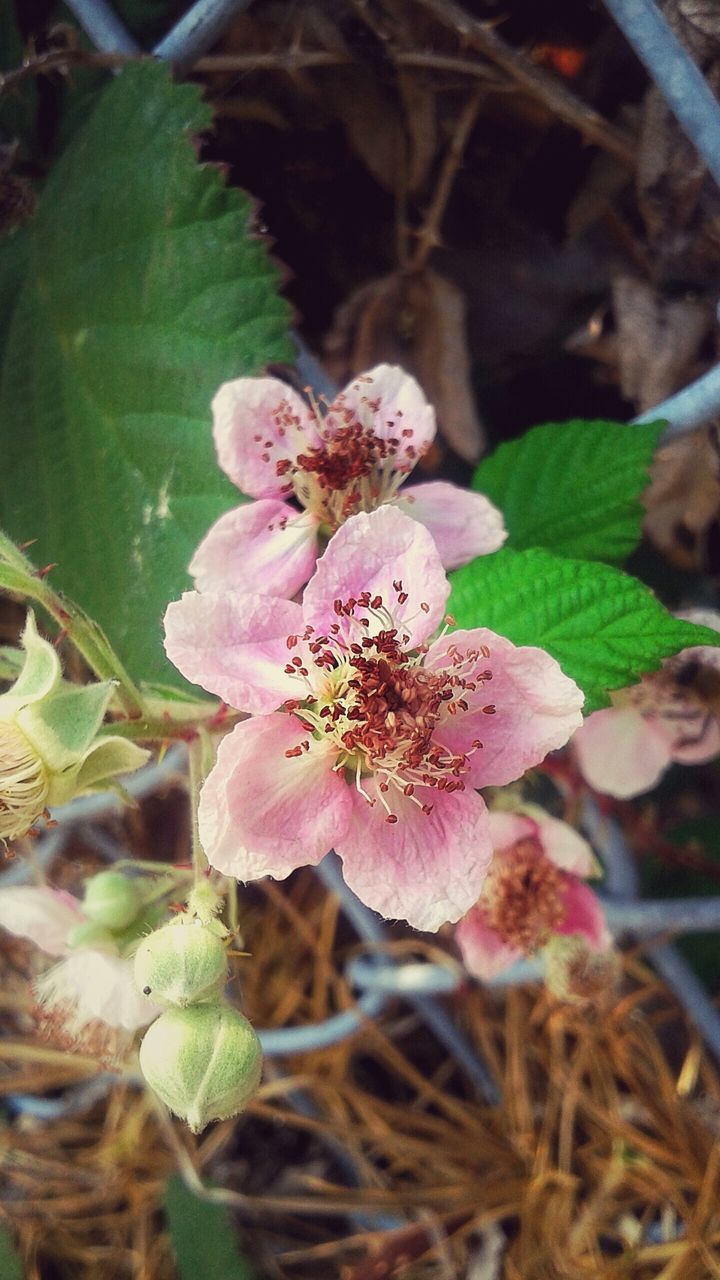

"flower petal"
[198,714,352,881]
[164,590,302,713]
[0,886,82,956]
[336,780,493,931]
[331,364,436,471]
[671,714,720,764]
[486,811,537,851]
[455,907,522,980]
[302,506,449,649]
[396,481,506,569]
[189,500,321,599]
[427,629,584,788]
[558,877,611,951]
[38,951,160,1030]
[572,706,672,798]
[212,377,320,499]
[536,814,597,877]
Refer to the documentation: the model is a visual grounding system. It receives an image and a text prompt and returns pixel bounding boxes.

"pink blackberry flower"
[165,507,583,932]
[190,364,506,599]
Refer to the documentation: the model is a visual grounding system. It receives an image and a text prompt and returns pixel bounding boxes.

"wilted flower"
[189,364,506,599]
[0,883,159,1049]
[572,608,720,799]
[0,613,149,842]
[164,507,583,931]
[455,808,610,980]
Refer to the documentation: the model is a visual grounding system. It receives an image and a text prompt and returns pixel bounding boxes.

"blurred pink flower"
[0,885,159,1037]
[455,809,610,980]
[165,507,583,932]
[190,364,506,598]
[572,608,720,799]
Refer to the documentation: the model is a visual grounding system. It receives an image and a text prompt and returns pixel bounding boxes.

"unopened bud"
[0,719,48,841]
[133,917,226,1007]
[66,920,116,951]
[83,870,141,931]
[139,1003,262,1132]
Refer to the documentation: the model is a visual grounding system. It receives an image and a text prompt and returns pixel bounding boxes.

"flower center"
[625,662,717,754]
[282,589,494,822]
[266,389,425,531]
[482,837,565,952]
[0,719,48,842]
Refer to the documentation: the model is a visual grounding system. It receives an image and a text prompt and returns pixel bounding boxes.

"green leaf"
[0,61,292,685]
[164,1175,255,1280]
[473,419,664,564]
[0,1223,22,1280]
[449,547,720,713]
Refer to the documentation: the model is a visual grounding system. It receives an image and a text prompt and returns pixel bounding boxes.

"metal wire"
[154,0,255,70]
[63,0,140,53]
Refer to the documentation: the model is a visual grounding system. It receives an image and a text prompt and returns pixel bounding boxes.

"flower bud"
[83,870,141,931]
[139,1003,262,1132]
[133,917,227,1007]
[0,719,48,841]
[66,920,116,951]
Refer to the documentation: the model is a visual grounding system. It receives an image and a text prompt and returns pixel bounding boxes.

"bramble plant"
[2,56,720,1137]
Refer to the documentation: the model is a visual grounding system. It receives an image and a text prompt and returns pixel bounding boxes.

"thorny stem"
[405,87,485,271]
[103,711,239,743]
[188,731,213,883]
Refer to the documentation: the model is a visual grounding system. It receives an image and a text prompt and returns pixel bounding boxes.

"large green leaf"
[449,547,720,713]
[0,61,292,683]
[0,1223,22,1280]
[164,1176,255,1280]
[473,419,664,564]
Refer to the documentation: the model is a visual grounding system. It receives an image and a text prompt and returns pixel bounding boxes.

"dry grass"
[1,849,720,1279]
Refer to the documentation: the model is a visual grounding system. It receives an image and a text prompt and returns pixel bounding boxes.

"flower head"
[0,882,160,1052]
[0,614,149,842]
[165,507,583,931]
[455,808,610,980]
[572,608,720,799]
[190,364,506,599]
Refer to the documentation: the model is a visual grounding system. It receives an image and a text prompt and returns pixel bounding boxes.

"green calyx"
[133,916,227,1008]
[0,614,149,834]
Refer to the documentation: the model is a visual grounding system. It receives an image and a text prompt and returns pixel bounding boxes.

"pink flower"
[164,507,583,931]
[0,885,159,1036]
[455,809,611,980]
[572,608,720,799]
[190,364,506,599]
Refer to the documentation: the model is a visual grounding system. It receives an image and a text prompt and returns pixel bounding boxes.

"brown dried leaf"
[643,426,720,571]
[397,70,438,195]
[611,275,712,411]
[678,0,720,42]
[324,67,406,194]
[324,268,485,462]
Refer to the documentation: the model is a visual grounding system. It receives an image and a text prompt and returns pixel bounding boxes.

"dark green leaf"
[0,62,292,684]
[473,419,664,564]
[0,1222,22,1280]
[165,1175,255,1280]
[449,547,720,713]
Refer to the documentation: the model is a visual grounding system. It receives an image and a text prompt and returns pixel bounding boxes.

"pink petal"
[331,364,436,470]
[302,506,449,650]
[50,951,160,1029]
[164,590,303,713]
[675,608,720,671]
[212,377,321,499]
[455,907,522,980]
[189,500,321,599]
[198,714,352,881]
[557,877,611,951]
[572,707,672,799]
[486,811,537,851]
[396,481,506,570]
[336,780,493,931]
[0,886,82,956]
[536,814,597,877]
[426,629,584,788]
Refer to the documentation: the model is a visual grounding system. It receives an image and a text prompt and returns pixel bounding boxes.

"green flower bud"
[0,718,48,841]
[66,920,116,951]
[133,917,227,1007]
[139,1004,262,1133]
[83,870,141,930]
